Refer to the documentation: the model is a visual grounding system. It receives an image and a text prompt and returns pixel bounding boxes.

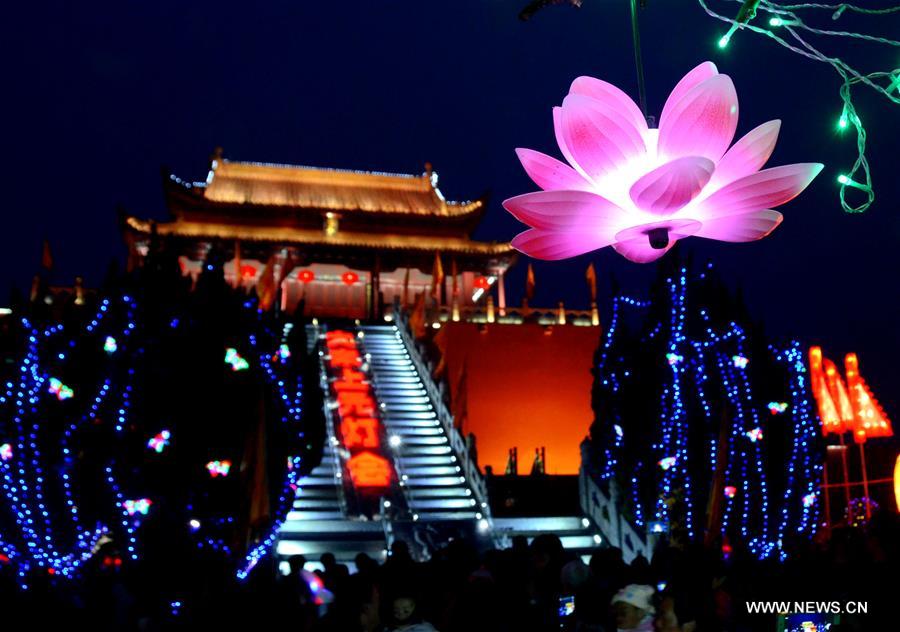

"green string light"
[699,0,900,213]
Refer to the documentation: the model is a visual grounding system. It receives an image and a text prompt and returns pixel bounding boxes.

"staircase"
[492,516,603,560]
[276,321,490,569]
[357,325,483,523]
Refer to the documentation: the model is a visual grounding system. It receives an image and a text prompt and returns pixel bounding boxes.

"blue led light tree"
[587,260,822,559]
[0,244,321,591]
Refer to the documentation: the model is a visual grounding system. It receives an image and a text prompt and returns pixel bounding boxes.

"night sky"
[2,1,898,416]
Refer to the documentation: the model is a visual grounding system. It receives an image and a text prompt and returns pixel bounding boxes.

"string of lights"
[699,0,900,213]
[0,285,310,588]
[0,299,135,586]
[593,263,821,557]
[236,316,306,580]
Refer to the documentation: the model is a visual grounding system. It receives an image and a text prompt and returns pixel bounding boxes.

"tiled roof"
[126,217,512,256]
[198,159,483,216]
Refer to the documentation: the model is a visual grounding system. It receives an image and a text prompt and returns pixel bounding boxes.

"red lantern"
[298,269,315,283]
[342,271,359,286]
[474,276,490,290]
[240,264,257,279]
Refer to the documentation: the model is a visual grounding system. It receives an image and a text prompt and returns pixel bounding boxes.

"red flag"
[256,255,277,311]
[525,264,536,301]
[430,253,445,301]
[41,240,53,270]
[585,263,597,302]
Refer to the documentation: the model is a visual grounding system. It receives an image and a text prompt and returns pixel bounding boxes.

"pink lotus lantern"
[504,62,823,262]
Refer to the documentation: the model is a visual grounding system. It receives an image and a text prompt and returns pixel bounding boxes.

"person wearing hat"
[612,584,655,631]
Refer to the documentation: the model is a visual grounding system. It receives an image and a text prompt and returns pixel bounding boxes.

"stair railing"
[578,440,657,563]
[392,302,493,528]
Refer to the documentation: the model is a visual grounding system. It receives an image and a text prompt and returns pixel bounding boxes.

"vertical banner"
[324,331,395,489]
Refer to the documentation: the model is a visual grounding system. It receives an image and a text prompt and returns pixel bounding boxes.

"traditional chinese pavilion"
[124,150,515,319]
[124,150,603,477]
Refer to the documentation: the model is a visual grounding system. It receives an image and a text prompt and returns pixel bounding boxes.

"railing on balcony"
[383,302,601,328]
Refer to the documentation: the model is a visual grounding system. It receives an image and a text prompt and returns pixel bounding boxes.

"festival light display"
[503,61,822,262]
[0,283,309,588]
[104,336,118,354]
[225,347,250,372]
[809,347,893,443]
[844,353,893,442]
[236,320,307,580]
[206,460,232,477]
[809,346,844,436]
[325,330,393,488]
[746,427,764,443]
[767,401,788,415]
[147,430,171,453]
[49,377,74,401]
[123,498,152,516]
[592,265,820,559]
[845,496,879,528]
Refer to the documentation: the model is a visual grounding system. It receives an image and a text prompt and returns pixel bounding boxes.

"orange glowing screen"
[337,391,377,418]
[325,329,394,488]
[347,452,392,487]
[435,322,601,475]
[340,417,381,449]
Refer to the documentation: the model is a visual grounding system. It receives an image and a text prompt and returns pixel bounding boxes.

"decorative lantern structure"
[504,61,823,262]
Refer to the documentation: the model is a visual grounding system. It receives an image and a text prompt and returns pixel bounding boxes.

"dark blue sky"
[2,1,898,414]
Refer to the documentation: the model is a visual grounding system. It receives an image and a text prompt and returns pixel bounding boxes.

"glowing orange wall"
[434,322,601,475]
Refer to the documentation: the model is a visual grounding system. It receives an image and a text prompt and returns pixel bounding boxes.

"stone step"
[398,455,458,466]
[406,487,472,498]
[412,511,478,521]
[291,499,343,509]
[283,510,346,521]
[402,465,461,476]
[408,498,478,510]
[401,475,466,487]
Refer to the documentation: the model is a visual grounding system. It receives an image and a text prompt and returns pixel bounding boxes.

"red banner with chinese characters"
[324,330,394,488]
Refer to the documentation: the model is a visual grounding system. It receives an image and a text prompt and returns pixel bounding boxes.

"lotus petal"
[695,163,824,219]
[708,120,781,190]
[503,190,625,231]
[515,148,593,192]
[658,74,738,162]
[629,156,715,215]
[659,61,719,127]
[511,228,617,260]
[569,76,648,136]
[557,94,646,180]
[612,236,678,263]
[696,210,783,242]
